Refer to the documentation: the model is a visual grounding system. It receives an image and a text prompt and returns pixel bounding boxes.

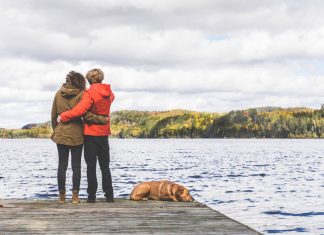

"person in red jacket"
[58,68,115,203]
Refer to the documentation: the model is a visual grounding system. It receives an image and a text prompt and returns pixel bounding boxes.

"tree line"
[1,107,324,138]
[111,108,324,138]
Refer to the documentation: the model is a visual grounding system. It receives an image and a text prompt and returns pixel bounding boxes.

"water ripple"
[265,227,308,233]
[0,138,323,234]
[263,211,324,217]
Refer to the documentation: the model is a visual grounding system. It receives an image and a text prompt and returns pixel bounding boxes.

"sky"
[1,0,324,128]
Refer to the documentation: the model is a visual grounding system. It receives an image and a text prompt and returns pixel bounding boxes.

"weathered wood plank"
[0,199,261,234]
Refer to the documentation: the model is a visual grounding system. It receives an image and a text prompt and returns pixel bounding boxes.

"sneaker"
[87,198,96,203]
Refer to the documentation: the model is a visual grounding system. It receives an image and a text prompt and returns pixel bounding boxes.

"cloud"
[2,20,324,68]
[1,58,323,128]
[0,0,324,128]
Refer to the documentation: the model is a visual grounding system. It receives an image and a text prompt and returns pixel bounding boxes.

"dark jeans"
[84,135,113,199]
[57,144,83,192]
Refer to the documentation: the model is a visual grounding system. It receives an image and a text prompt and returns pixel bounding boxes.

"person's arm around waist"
[83,112,109,125]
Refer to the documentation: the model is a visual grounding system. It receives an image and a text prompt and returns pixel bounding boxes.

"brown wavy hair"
[66,71,86,90]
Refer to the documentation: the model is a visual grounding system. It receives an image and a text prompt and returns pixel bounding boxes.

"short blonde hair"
[86,68,104,84]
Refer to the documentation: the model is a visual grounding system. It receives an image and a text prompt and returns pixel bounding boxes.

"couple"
[51,68,114,204]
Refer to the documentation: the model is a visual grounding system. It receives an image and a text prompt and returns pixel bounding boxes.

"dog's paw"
[143,198,148,201]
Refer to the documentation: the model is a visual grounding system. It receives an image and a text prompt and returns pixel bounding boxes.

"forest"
[111,107,324,138]
[1,107,324,138]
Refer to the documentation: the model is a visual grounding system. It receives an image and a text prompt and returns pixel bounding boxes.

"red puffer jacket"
[60,83,114,136]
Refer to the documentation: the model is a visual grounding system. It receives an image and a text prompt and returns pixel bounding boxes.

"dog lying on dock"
[130,180,194,202]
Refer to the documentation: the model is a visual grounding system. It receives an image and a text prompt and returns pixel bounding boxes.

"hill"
[111,110,218,138]
[21,121,51,130]
[207,107,322,138]
[1,107,324,138]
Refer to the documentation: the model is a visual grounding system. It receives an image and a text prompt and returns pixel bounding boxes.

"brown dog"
[130,180,194,202]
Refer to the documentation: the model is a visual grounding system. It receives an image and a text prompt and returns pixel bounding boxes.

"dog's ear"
[180,187,185,194]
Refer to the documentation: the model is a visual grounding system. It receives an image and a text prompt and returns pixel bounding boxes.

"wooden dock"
[0,199,261,234]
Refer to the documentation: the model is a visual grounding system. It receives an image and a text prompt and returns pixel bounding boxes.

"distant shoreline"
[1,107,324,139]
[1,137,324,140]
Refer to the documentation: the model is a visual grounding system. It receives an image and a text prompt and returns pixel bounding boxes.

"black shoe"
[87,198,96,203]
[105,197,114,203]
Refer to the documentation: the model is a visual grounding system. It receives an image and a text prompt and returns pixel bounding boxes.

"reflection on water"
[0,139,323,235]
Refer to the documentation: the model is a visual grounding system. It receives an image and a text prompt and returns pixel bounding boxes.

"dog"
[130,180,194,202]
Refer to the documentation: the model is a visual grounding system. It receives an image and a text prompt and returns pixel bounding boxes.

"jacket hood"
[90,83,111,98]
[60,83,82,98]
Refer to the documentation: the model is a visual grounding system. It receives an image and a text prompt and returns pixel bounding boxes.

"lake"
[0,139,323,234]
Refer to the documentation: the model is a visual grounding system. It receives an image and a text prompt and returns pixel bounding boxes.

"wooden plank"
[0,199,261,235]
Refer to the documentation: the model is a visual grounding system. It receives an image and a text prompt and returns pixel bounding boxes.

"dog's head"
[172,184,194,202]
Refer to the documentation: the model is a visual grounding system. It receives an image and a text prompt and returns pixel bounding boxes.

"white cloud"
[1,0,324,128]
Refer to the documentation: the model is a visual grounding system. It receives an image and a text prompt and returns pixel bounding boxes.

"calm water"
[0,139,323,234]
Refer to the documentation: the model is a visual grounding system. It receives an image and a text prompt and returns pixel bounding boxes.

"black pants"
[57,144,83,192]
[84,135,113,199]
